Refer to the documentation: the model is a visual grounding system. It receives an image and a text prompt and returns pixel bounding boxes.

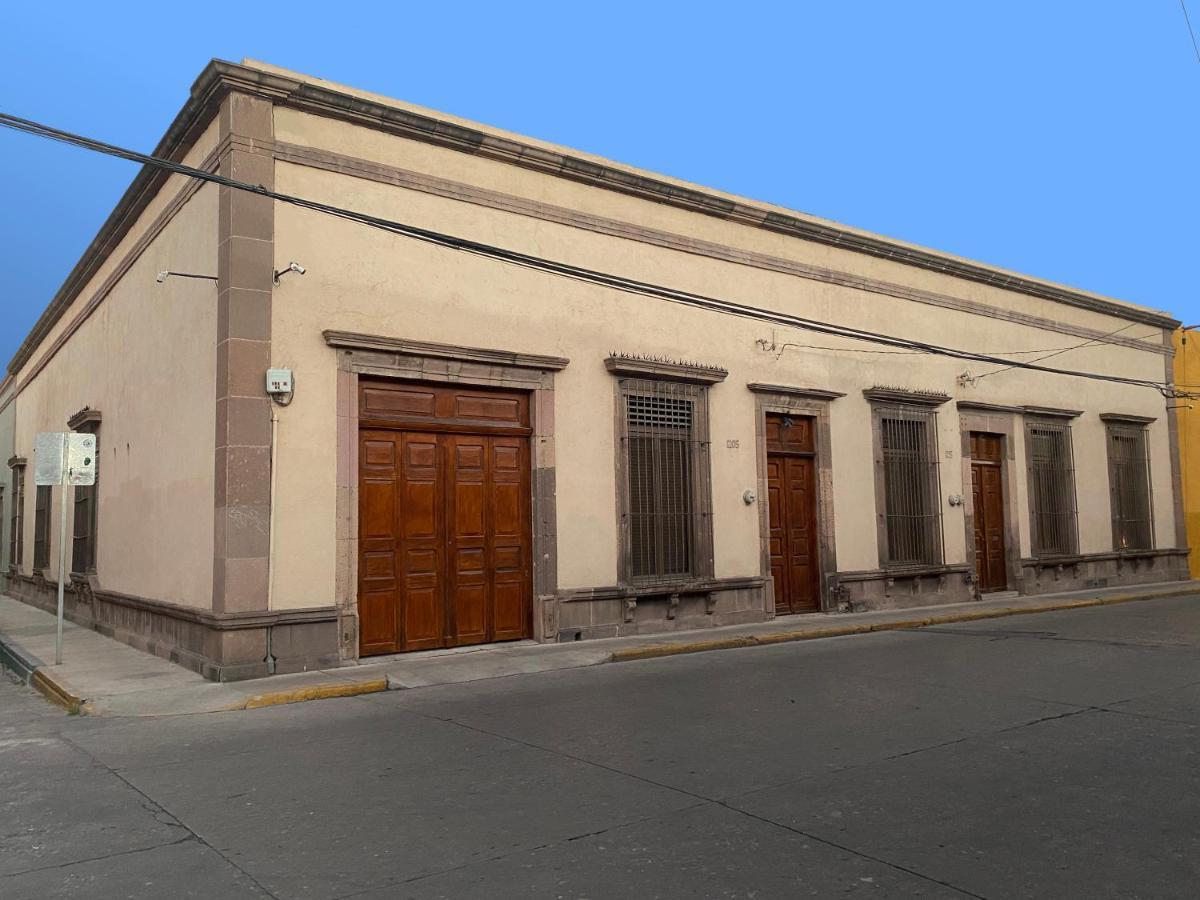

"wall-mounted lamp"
[273,261,306,285]
[156,271,217,283]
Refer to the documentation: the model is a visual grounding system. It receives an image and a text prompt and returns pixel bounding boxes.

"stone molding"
[863,387,951,407]
[268,139,1168,358]
[324,330,569,371]
[747,383,845,401]
[1099,412,1158,425]
[8,58,1177,386]
[7,456,27,469]
[215,62,1176,330]
[604,354,728,384]
[67,407,102,431]
[1023,405,1083,419]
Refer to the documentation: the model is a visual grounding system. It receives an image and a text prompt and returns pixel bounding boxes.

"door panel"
[400,433,444,651]
[357,382,532,656]
[766,413,821,615]
[970,432,1008,593]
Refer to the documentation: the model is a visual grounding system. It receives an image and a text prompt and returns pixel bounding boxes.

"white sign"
[34,432,67,485]
[34,432,97,486]
[67,433,97,486]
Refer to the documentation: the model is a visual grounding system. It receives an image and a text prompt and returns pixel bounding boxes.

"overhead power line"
[1183,0,1200,63]
[0,111,1186,398]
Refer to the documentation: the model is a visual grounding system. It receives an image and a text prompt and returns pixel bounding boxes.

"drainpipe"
[265,406,279,675]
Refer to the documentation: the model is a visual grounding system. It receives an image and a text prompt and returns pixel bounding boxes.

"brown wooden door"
[766,414,821,614]
[357,382,532,655]
[970,432,1008,593]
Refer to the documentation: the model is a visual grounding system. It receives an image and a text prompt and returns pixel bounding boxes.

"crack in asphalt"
[4,834,196,878]
[375,708,993,899]
[55,732,282,900]
[919,626,1197,651]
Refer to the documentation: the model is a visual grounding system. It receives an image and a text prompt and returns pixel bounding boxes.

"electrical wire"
[1183,0,1200,63]
[972,322,1144,381]
[0,110,1188,398]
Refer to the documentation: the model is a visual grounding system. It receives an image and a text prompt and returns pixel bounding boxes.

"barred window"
[877,406,942,566]
[33,484,51,570]
[7,466,21,568]
[618,378,714,584]
[72,425,100,574]
[1026,419,1077,556]
[1106,423,1152,551]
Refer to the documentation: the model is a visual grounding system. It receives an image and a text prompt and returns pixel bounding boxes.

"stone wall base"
[552,577,768,641]
[2,570,340,682]
[1017,549,1190,595]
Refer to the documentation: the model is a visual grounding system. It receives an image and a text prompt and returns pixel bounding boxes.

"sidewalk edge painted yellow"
[30,668,84,714]
[238,677,390,710]
[609,587,1197,664]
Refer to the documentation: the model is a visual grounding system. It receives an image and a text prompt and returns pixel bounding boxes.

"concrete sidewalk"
[1,580,1196,717]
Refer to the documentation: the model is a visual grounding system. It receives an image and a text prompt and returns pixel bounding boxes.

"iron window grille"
[1025,419,1078,556]
[1106,423,1153,551]
[9,465,24,568]
[32,484,51,570]
[617,378,714,585]
[875,405,943,567]
[71,427,99,575]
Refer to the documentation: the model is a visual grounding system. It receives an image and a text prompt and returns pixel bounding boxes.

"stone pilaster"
[214,92,274,614]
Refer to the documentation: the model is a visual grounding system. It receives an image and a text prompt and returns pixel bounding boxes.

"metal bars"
[878,405,942,566]
[1107,423,1153,550]
[620,379,711,584]
[32,484,51,570]
[9,466,23,568]
[1026,419,1078,556]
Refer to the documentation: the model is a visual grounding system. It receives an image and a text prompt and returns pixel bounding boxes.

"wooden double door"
[970,432,1008,593]
[766,413,821,614]
[357,381,533,655]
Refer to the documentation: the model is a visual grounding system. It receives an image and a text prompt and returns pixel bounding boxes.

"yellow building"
[1,60,1190,680]
[1174,328,1200,578]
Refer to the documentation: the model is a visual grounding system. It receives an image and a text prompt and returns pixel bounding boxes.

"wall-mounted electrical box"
[266,368,294,396]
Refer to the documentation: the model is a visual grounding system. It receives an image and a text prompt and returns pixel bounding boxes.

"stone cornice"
[214,61,1177,330]
[67,407,102,431]
[955,400,1022,414]
[863,387,951,407]
[8,57,1180,381]
[747,383,845,401]
[1023,405,1084,419]
[324,330,570,371]
[605,354,728,385]
[1099,412,1157,425]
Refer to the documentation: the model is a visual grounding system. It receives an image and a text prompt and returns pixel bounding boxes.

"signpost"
[33,432,96,665]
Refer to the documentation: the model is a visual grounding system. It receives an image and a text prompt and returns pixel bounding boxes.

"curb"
[235,677,390,711]
[610,586,1199,664]
[0,632,43,683]
[32,668,85,714]
[0,633,86,714]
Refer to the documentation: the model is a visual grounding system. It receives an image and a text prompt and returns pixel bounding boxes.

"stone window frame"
[607,356,724,590]
[1024,411,1081,559]
[325,330,568,658]
[68,407,102,575]
[1100,413,1156,552]
[8,456,25,571]
[749,383,842,614]
[957,402,1023,595]
[865,388,951,571]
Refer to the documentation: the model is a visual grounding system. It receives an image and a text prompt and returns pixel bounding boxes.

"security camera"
[273,261,307,285]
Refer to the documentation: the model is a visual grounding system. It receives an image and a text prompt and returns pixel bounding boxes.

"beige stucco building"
[2,60,1188,680]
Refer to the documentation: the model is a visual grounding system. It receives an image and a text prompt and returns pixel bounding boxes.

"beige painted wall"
[11,138,219,608]
[265,108,1173,608]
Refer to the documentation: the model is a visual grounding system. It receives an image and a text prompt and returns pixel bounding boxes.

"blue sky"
[2,2,1198,367]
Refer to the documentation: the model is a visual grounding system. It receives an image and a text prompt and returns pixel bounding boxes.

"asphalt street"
[3,594,1199,899]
